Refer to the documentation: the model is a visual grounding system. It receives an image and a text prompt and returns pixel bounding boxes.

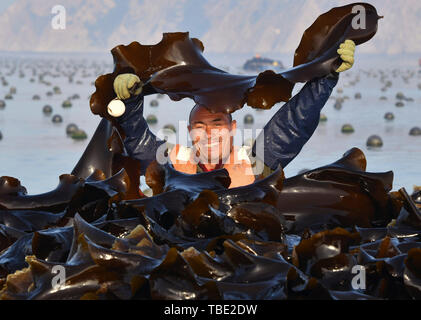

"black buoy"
[395,101,404,107]
[409,127,421,136]
[62,100,72,108]
[150,99,159,107]
[146,114,158,125]
[32,95,40,100]
[366,135,383,148]
[396,92,405,100]
[354,92,362,99]
[66,123,79,135]
[384,112,394,121]
[71,129,88,140]
[244,114,254,125]
[341,124,354,134]
[4,94,12,100]
[52,114,63,123]
[43,105,53,115]
[334,100,342,110]
[163,124,176,133]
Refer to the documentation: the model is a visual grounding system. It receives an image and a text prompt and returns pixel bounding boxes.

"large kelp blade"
[90,3,381,115]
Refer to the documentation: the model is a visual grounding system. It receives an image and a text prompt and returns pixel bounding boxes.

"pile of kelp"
[0,118,420,300]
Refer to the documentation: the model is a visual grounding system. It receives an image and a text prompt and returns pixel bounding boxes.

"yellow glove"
[113,73,143,100]
[336,39,355,73]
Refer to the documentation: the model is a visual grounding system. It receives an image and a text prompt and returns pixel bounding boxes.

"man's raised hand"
[336,39,356,73]
[108,73,143,117]
[113,73,143,100]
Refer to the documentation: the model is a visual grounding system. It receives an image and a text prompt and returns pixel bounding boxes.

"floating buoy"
[354,92,361,99]
[71,129,88,140]
[163,124,176,133]
[395,101,404,107]
[379,96,387,100]
[4,94,13,100]
[341,124,354,134]
[53,86,61,94]
[150,99,159,107]
[243,114,254,125]
[319,114,327,122]
[43,105,53,115]
[396,92,405,100]
[337,88,343,94]
[72,94,80,100]
[0,130,2,140]
[52,114,63,123]
[0,100,5,109]
[366,135,383,148]
[384,112,394,121]
[32,95,40,100]
[334,100,342,110]
[409,127,421,136]
[46,91,53,97]
[62,100,72,108]
[66,123,79,135]
[146,114,158,125]
[9,87,16,94]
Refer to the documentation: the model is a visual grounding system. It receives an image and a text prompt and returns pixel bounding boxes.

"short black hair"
[189,104,232,124]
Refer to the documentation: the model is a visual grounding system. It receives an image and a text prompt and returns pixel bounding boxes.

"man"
[109,40,356,188]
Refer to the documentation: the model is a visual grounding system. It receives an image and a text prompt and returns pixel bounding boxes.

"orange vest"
[169,144,255,188]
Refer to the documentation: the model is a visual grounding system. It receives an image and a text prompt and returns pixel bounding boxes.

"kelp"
[1,3,420,300]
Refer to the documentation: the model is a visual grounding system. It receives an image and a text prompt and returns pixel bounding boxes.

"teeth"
[205,142,219,147]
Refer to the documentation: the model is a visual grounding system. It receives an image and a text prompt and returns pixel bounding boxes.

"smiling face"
[188,104,236,165]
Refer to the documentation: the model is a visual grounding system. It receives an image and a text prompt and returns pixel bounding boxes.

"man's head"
[188,104,236,164]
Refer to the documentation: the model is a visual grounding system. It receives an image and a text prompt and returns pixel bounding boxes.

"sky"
[0,0,15,14]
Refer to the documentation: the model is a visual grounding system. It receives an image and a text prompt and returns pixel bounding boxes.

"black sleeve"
[252,72,339,170]
[115,93,165,175]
